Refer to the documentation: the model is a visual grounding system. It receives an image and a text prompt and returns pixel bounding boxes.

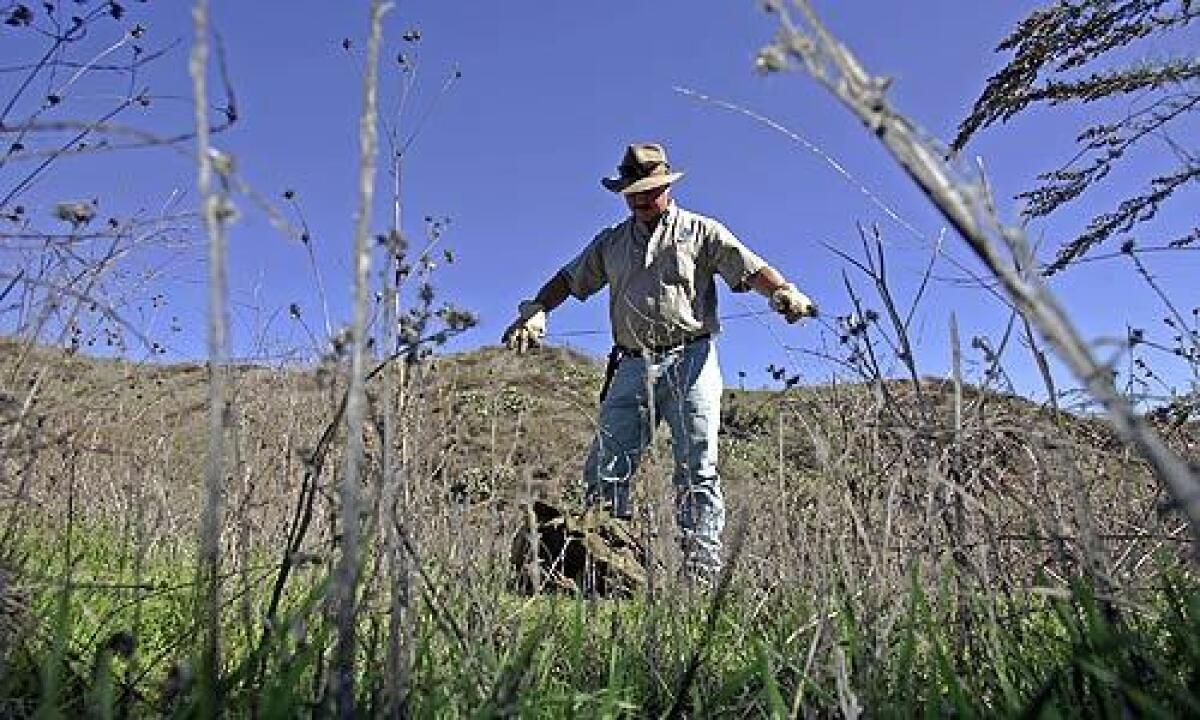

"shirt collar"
[633,201,677,234]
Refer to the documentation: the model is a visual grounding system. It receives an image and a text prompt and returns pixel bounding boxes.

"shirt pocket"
[660,239,699,289]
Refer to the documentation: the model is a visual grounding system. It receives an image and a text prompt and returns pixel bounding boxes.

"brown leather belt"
[614,332,712,357]
[600,334,712,403]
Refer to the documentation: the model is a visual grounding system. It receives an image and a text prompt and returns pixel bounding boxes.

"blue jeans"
[583,337,725,574]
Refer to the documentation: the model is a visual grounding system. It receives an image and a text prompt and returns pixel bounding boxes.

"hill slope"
[4,338,1193,584]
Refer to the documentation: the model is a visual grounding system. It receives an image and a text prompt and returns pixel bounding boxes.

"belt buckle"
[651,339,687,356]
[626,334,706,357]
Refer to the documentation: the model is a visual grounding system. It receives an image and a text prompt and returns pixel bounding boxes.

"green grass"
[4,518,1200,717]
[3,344,1196,716]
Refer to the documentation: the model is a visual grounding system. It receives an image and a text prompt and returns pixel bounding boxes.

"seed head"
[53,200,96,228]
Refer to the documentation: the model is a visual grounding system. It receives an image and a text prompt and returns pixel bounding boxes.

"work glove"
[502,300,547,353]
[770,283,818,323]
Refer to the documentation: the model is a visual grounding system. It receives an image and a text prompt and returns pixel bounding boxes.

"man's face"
[626,184,671,223]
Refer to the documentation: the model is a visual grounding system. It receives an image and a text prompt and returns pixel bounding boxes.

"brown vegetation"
[3,337,1192,592]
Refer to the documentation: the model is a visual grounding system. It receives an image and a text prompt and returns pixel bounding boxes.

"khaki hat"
[601,142,685,194]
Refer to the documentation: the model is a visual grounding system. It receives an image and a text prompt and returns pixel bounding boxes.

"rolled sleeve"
[560,232,608,300]
[705,221,767,293]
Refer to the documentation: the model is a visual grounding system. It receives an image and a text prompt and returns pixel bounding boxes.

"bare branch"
[332,1,391,716]
[190,0,229,711]
[767,0,1200,552]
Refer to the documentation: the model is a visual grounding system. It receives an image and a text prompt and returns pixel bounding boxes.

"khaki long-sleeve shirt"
[561,204,767,350]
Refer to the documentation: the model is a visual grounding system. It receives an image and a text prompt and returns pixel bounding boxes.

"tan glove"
[502,300,547,353]
[770,284,818,323]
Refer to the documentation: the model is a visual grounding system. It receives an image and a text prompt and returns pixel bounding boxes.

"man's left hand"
[502,300,547,353]
[770,284,818,323]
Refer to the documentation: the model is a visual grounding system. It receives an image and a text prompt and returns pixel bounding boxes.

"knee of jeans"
[675,427,717,463]
[677,479,723,509]
[677,501,723,538]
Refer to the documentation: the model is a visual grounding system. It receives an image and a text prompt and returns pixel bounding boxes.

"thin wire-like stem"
[1129,251,1200,372]
[190,0,229,713]
[673,85,1010,308]
[772,0,1200,553]
[381,64,412,720]
[332,1,390,716]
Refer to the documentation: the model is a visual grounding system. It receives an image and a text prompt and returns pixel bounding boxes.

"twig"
[331,2,390,716]
[0,97,136,209]
[191,0,230,712]
[664,516,749,720]
[1129,250,1200,364]
[768,0,1200,553]
[673,85,1012,307]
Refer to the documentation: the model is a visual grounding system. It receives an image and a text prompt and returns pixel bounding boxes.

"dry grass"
[3,336,1191,582]
[3,0,1194,713]
[1,329,1197,714]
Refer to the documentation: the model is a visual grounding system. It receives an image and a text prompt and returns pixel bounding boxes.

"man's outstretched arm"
[530,271,571,314]
[746,265,789,295]
[502,271,572,351]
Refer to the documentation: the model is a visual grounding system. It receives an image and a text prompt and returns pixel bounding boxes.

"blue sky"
[3,1,1197,400]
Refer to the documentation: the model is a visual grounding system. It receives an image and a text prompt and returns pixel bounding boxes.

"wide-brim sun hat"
[601,142,685,195]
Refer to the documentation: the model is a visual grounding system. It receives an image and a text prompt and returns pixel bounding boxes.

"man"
[502,142,816,580]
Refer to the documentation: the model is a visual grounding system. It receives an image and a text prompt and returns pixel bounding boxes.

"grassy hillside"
[1,339,1198,716]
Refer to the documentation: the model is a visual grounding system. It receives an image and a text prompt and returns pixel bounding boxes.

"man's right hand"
[502,300,547,353]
